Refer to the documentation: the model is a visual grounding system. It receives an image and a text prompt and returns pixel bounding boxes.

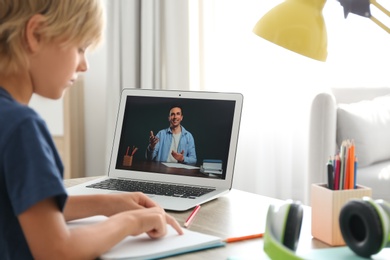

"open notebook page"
[67,215,225,260]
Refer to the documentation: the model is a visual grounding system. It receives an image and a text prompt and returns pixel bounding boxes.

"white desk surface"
[64,177,329,259]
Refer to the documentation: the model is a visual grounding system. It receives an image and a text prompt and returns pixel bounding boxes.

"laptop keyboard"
[86,179,216,199]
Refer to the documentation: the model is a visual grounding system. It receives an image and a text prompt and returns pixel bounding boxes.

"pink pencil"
[184,205,201,228]
[131,147,138,156]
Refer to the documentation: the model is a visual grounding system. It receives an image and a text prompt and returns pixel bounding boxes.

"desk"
[64,177,329,259]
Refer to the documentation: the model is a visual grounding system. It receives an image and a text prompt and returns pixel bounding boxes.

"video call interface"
[115,95,237,180]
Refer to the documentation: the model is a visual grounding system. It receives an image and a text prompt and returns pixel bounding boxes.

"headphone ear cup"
[283,203,303,251]
[339,200,384,257]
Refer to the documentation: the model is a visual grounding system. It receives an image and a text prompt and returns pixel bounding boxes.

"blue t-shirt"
[0,87,67,259]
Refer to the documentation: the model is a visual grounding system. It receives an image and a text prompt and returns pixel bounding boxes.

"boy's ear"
[25,14,46,53]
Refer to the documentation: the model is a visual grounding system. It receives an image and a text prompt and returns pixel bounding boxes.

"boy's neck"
[0,73,33,105]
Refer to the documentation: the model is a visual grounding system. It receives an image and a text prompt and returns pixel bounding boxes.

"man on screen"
[146,105,197,165]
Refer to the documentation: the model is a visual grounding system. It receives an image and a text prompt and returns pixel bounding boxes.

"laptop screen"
[112,90,242,182]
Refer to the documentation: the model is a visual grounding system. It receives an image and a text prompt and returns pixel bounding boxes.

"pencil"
[344,141,350,190]
[131,147,138,156]
[184,205,201,228]
[334,154,340,190]
[349,141,355,189]
[224,233,264,243]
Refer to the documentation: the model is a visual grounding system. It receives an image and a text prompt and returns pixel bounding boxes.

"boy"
[0,0,183,259]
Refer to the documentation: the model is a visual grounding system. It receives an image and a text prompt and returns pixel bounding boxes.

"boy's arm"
[63,192,160,221]
[19,197,182,260]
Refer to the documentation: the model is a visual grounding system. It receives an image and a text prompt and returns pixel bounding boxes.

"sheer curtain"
[105,0,191,161]
[190,0,390,204]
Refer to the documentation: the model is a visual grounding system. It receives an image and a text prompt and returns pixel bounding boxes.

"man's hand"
[171,150,185,163]
[149,131,159,150]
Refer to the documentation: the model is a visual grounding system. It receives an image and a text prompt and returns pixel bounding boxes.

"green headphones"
[264,197,390,259]
[339,197,390,257]
[263,200,303,260]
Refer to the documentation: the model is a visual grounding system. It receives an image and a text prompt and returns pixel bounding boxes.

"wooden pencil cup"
[123,155,133,167]
[311,183,372,246]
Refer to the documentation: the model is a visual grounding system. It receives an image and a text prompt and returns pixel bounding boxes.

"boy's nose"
[78,58,89,72]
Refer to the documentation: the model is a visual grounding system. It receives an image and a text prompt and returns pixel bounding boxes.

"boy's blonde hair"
[0,0,105,75]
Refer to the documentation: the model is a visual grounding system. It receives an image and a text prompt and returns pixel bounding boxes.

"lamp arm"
[370,0,390,33]
[370,17,390,34]
[370,0,390,17]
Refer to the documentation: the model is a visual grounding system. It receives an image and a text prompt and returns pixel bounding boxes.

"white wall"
[29,95,64,136]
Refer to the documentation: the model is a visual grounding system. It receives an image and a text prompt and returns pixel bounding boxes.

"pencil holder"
[123,155,133,167]
[311,183,372,246]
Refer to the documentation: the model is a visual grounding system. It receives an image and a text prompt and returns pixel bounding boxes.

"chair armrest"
[307,92,337,202]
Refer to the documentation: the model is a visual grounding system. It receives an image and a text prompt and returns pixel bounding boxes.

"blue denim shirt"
[146,126,197,165]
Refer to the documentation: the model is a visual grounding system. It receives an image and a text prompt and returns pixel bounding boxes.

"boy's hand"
[65,192,166,221]
[123,207,183,238]
[102,192,161,215]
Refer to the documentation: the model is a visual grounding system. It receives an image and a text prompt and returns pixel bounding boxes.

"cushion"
[337,94,390,167]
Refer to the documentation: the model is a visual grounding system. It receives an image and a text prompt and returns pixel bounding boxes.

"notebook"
[67,89,243,211]
[68,215,225,260]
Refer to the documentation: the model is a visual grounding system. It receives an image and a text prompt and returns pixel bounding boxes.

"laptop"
[67,89,243,211]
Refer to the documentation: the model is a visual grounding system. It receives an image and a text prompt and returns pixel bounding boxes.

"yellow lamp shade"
[253,0,328,61]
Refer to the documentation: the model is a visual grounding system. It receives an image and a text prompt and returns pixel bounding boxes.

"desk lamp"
[253,0,390,62]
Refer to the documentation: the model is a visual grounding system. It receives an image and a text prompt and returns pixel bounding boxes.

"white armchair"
[308,87,390,203]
